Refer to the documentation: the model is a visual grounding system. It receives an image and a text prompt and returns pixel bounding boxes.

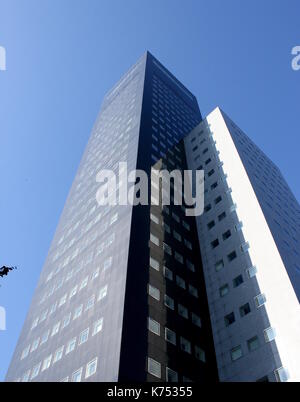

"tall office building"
[6,52,218,382]
[184,107,300,382]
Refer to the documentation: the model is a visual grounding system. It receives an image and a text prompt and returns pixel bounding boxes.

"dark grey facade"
[6,52,218,382]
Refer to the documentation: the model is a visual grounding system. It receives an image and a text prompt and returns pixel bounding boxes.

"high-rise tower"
[6,52,218,382]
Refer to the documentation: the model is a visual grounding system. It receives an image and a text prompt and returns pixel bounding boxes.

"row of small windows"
[19,356,98,383]
[148,318,205,362]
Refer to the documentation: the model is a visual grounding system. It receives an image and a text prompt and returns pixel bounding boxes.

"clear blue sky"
[0,0,299,381]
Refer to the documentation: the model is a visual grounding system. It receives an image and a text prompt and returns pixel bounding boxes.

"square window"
[42,355,52,372]
[195,346,206,362]
[215,259,224,272]
[191,313,202,328]
[219,284,229,297]
[72,368,83,383]
[178,304,188,319]
[165,328,176,345]
[222,230,231,240]
[264,327,276,342]
[224,312,235,327]
[148,284,160,301]
[85,358,98,379]
[53,346,64,364]
[150,256,160,271]
[247,336,260,352]
[180,337,191,354]
[207,220,215,230]
[164,295,175,310]
[92,318,103,335]
[166,367,178,382]
[176,275,186,289]
[98,285,108,301]
[254,293,267,308]
[227,251,237,262]
[148,317,160,335]
[211,239,219,249]
[66,338,76,355]
[218,212,226,221]
[79,328,89,345]
[247,266,257,278]
[163,266,173,280]
[239,303,251,317]
[189,285,198,298]
[233,274,244,288]
[274,367,289,383]
[148,358,161,378]
[150,233,160,246]
[231,345,243,361]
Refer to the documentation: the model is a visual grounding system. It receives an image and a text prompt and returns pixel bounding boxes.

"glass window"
[150,256,160,271]
[53,346,64,364]
[164,294,175,310]
[66,338,76,355]
[86,358,98,379]
[231,345,243,361]
[165,328,176,345]
[72,368,83,383]
[148,284,160,301]
[191,313,202,328]
[73,304,83,320]
[195,346,206,362]
[166,367,178,382]
[247,336,260,352]
[233,274,244,288]
[148,317,160,335]
[148,358,161,378]
[219,284,229,297]
[225,312,235,327]
[254,293,267,308]
[150,233,160,246]
[98,285,108,301]
[92,318,103,335]
[178,304,188,319]
[79,328,89,345]
[42,355,52,372]
[239,303,251,317]
[264,327,276,343]
[180,337,191,354]
[176,275,186,289]
[30,363,41,380]
[188,285,198,298]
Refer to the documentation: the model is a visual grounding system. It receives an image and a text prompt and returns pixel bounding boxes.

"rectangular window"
[148,317,160,336]
[247,336,260,352]
[180,337,191,354]
[150,233,160,246]
[233,274,244,288]
[178,304,188,319]
[85,358,98,379]
[227,251,237,262]
[163,266,173,280]
[66,338,76,355]
[148,358,161,378]
[219,284,229,297]
[53,346,64,364]
[274,367,289,383]
[92,318,103,336]
[150,256,160,271]
[174,251,184,264]
[264,327,276,343]
[166,367,178,382]
[98,285,108,301]
[165,328,176,345]
[215,259,224,272]
[224,312,235,327]
[211,239,219,249]
[191,313,202,328]
[176,275,186,289]
[239,303,251,317]
[189,285,198,298]
[195,346,206,362]
[148,284,160,301]
[218,212,226,221]
[79,328,89,345]
[207,220,215,230]
[73,305,83,320]
[222,230,231,240]
[247,266,257,278]
[164,294,175,310]
[254,293,267,308]
[231,345,243,361]
[72,368,83,383]
[42,355,52,372]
